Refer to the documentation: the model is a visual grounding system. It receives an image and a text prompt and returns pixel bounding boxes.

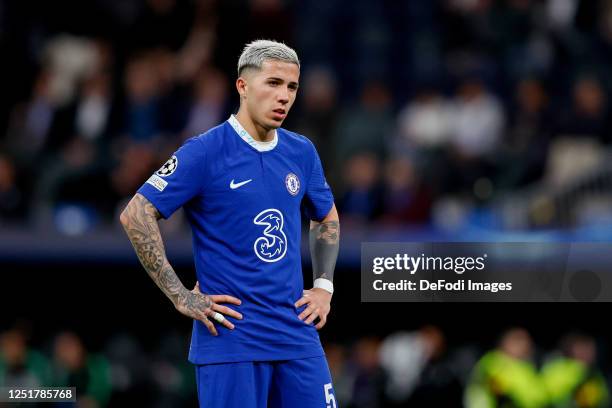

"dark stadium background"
[2,0,612,406]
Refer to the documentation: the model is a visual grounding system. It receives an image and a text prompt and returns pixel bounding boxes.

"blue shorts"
[194,356,338,408]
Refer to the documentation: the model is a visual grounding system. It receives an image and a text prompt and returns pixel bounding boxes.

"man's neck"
[235,109,275,142]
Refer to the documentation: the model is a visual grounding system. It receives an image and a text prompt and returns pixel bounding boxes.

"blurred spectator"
[4,70,56,166]
[494,0,552,78]
[183,67,230,139]
[0,327,50,388]
[394,88,452,193]
[378,156,432,225]
[30,136,103,230]
[545,0,579,33]
[46,67,119,159]
[42,36,102,108]
[0,156,26,222]
[5,38,114,172]
[541,333,609,408]
[555,77,612,144]
[151,48,190,135]
[325,343,354,407]
[465,327,549,408]
[337,153,383,225]
[124,54,162,142]
[449,78,505,159]
[348,337,387,408]
[332,81,392,174]
[497,78,551,189]
[384,325,467,407]
[52,331,112,407]
[293,66,339,172]
[396,89,451,151]
[379,326,445,403]
[175,0,219,81]
[74,70,117,142]
[446,78,505,194]
[109,143,157,214]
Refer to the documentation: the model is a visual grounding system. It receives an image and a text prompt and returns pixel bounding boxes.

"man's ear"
[236,77,247,99]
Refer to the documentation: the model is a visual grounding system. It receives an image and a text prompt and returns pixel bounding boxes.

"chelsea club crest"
[285,173,300,196]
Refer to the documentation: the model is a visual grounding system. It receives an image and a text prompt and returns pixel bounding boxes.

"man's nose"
[277,88,290,104]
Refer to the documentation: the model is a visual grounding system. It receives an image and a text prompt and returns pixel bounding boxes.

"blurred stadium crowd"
[3,0,612,234]
[2,324,609,407]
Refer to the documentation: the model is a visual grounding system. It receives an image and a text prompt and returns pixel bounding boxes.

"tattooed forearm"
[120,194,210,310]
[309,219,340,282]
[120,194,179,302]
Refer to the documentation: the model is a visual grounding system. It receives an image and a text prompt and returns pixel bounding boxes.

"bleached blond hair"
[237,40,300,76]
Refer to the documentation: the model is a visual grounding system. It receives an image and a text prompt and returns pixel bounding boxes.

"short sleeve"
[137,137,206,219]
[302,144,334,221]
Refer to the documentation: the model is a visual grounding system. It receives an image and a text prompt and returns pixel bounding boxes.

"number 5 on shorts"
[324,383,337,408]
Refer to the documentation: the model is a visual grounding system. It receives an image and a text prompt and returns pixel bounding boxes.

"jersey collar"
[228,115,278,152]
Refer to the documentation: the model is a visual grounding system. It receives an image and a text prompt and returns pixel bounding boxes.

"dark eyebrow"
[266,77,299,87]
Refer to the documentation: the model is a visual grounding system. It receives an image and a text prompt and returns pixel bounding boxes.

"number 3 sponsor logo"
[253,209,287,262]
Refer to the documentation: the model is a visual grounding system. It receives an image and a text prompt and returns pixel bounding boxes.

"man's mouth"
[272,109,286,119]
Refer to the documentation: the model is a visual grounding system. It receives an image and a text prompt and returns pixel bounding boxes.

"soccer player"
[119,40,340,407]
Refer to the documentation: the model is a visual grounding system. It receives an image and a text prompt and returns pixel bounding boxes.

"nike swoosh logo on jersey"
[230,179,253,189]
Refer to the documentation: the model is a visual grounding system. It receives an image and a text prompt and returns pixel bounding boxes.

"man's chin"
[267,118,284,129]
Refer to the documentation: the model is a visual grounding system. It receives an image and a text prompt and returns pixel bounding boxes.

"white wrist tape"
[314,278,334,294]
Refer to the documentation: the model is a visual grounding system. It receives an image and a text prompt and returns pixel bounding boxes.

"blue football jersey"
[137,117,334,364]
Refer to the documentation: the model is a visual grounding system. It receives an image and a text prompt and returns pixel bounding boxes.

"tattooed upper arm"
[120,194,160,225]
[121,194,166,272]
[135,193,162,219]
